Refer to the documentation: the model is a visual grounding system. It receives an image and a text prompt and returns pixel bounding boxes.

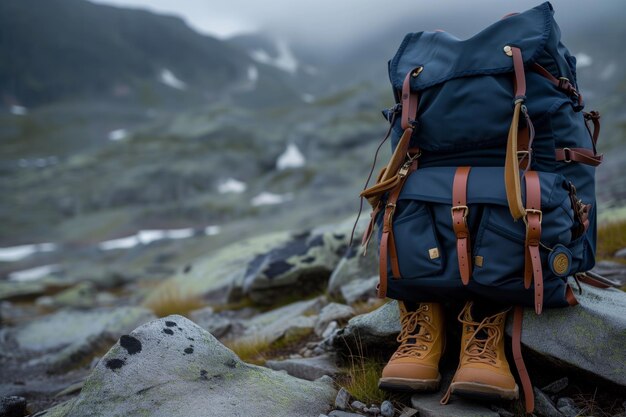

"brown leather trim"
[511,47,526,100]
[505,101,526,220]
[401,68,420,130]
[513,306,534,413]
[584,111,601,149]
[555,148,603,167]
[452,166,472,285]
[531,62,583,108]
[376,158,418,298]
[524,171,543,315]
[565,285,579,306]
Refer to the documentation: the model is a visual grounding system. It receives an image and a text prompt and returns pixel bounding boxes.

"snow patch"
[10,105,28,116]
[18,157,58,168]
[0,243,58,262]
[108,129,128,141]
[247,66,259,83]
[277,143,306,170]
[98,228,197,251]
[301,94,315,103]
[159,69,187,90]
[218,178,247,194]
[204,225,221,236]
[251,39,299,74]
[251,192,293,206]
[98,236,140,251]
[575,53,592,68]
[8,264,61,282]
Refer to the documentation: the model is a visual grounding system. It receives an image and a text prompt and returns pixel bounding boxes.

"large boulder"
[145,224,350,306]
[334,282,626,388]
[43,315,336,417]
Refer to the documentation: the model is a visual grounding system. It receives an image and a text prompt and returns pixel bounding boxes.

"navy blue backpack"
[358,3,608,410]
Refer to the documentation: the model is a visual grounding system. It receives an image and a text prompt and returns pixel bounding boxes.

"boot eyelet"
[424,317,431,322]
[425,334,431,340]
[416,353,421,357]
[423,305,429,311]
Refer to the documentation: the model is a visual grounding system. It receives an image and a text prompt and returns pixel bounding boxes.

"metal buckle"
[523,208,543,225]
[451,205,469,219]
[562,147,572,163]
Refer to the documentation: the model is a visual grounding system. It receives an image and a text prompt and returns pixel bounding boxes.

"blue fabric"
[377,2,598,308]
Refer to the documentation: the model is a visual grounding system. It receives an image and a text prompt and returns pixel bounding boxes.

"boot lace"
[393,305,434,359]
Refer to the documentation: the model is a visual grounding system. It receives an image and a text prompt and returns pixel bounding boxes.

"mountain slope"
[0,0,296,107]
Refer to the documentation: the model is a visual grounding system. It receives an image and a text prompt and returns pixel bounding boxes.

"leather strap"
[555,148,603,166]
[531,63,583,109]
[513,306,534,413]
[377,157,418,298]
[524,171,543,315]
[584,111,601,150]
[565,285,579,306]
[452,166,472,285]
[504,46,527,220]
[401,67,421,130]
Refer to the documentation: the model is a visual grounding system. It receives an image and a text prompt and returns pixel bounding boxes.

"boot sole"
[378,375,441,392]
[451,381,519,401]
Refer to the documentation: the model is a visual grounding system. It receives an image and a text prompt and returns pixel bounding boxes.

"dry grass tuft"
[597,220,626,261]
[142,280,205,318]
[224,327,315,365]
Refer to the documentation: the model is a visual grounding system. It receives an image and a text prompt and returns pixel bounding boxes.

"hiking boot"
[442,301,519,403]
[379,301,445,392]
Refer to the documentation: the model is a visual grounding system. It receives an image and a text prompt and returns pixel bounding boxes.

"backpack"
[357,2,609,411]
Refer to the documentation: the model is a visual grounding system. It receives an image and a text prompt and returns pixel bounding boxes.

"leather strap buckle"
[562,147,572,163]
[523,208,543,225]
[451,205,469,220]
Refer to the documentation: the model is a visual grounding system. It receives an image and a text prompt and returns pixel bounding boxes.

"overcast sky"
[89,0,621,46]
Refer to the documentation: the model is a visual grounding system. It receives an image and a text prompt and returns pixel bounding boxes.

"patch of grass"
[341,355,387,405]
[597,219,626,260]
[224,327,316,366]
[141,280,206,318]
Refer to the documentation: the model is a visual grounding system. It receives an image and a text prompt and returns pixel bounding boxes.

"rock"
[381,400,395,417]
[351,400,367,411]
[329,411,367,417]
[533,388,563,417]
[327,216,377,296]
[188,306,240,339]
[590,261,626,286]
[39,315,336,417]
[398,407,418,417]
[144,231,295,305]
[541,377,569,394]
[265,354,339,381]
[241,296,326,344]
[335,388,351,410]
[0,307,155,373]
[614,247,626,258]
[411,392,499,417]
[340,277,378,305]
[507,281,626,387]
[556,398,580,417]
[242,226,349,304]
[490,406,514,417]
[35,282,99,309]
[315,303,355,336]
[0,396,26,417]
[366,406,380,415]
[333,300,399,352]
[321,321,339,339]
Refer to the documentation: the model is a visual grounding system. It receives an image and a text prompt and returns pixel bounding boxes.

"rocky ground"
[0,217,625,417]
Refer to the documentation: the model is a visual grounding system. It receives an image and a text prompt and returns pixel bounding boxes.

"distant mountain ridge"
[0,0,297,108]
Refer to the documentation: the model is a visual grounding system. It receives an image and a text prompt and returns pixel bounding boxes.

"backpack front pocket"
[379,200,444,279]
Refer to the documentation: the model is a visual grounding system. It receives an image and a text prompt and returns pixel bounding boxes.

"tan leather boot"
[442,301,519,403]
[379,301,445,391]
